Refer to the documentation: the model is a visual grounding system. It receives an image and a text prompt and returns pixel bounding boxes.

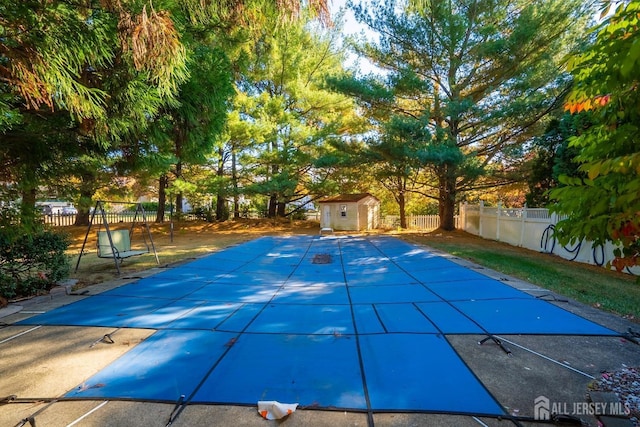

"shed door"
[323,205,331,228]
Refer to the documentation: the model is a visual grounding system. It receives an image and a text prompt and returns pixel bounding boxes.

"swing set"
[75,201,159,274]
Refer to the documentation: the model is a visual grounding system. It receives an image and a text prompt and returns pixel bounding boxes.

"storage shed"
[318,193,380,231]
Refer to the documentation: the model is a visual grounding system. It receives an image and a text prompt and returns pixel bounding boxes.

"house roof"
[318,193,379,203]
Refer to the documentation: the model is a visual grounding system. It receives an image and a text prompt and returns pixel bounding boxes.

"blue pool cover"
[19,235,618,417]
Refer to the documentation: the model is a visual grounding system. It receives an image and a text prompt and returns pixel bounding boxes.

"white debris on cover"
[257,400,299,420]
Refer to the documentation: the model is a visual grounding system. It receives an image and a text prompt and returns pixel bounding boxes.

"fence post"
[479,201,484,238]
[519,203,527,247]
[496,201,501,241]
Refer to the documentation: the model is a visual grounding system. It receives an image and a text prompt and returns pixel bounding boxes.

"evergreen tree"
[232,15,359,217]
[333,0,591,229]
[364,114,431,228]
[0,0,188,224]
[152,44,233,222]
[524,113,588,207]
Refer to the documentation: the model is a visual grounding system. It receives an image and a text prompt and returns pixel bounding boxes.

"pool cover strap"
[89,329,120,348]
[166,394,185,427]
[478,335,512,355]
[622,328,640,345]
[1,395,17,405]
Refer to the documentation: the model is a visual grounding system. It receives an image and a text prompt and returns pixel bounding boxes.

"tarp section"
[452,298,617,335]
[359,333,503,414]
[67,329,236,401]
[20,295,175,328]
[192,334,366,409]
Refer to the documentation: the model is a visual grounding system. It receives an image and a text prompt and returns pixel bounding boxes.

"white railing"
[459,202,640,275]
[382,214,459,231]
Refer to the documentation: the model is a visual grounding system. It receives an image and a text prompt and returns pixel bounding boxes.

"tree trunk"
[232,149,239,218]
[398,191,407,229]
[392,177,407,229]
[215,146,226,221]
[74,172,95,226]
[268,194,277,218]
[216,196,226,221]
[156,174,168,223]
[176,193,183,216]
[438,173,457,231]
[74,191,92,226]
[277,200,286,217]
[175,161,183,216]
[20,187,38,230]
[267,142,279,218]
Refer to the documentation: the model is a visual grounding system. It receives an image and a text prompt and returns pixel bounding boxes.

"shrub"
[289,209,309,221]
[0,229,70,301]
[193,207,216,222]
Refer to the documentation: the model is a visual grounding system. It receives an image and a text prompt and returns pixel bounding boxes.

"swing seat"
[97,230,148,259]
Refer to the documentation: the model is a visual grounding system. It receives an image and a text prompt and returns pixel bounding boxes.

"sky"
[331,0,361,35]
[329,0,380,73]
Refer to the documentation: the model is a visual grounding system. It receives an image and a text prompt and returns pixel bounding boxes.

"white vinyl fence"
[459,202,639,274]
[382,214,459,231]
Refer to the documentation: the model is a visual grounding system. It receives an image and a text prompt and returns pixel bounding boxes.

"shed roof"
[318,193,379,203]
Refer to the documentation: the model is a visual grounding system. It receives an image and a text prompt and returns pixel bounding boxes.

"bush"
[193,205,230,222]
[0,229,70,301]
[289,209,309,220]
[193,207,216,222]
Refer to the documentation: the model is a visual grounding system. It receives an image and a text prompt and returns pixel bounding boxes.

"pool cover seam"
[367,237,620,338]
[411,302,442,335]
[164,236,317,425]
[365,236,621,413]
[337,238,375,427]
[366,238,498,337]
[370,304,388,334]
[364,237,514,417]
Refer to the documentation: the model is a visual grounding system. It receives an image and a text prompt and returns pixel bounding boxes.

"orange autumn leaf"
[564,94,611,114]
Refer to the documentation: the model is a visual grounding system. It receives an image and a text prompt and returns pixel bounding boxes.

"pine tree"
[334,0,591,229]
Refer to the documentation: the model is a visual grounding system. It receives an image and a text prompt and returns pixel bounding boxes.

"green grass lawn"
[403,232,640,321]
